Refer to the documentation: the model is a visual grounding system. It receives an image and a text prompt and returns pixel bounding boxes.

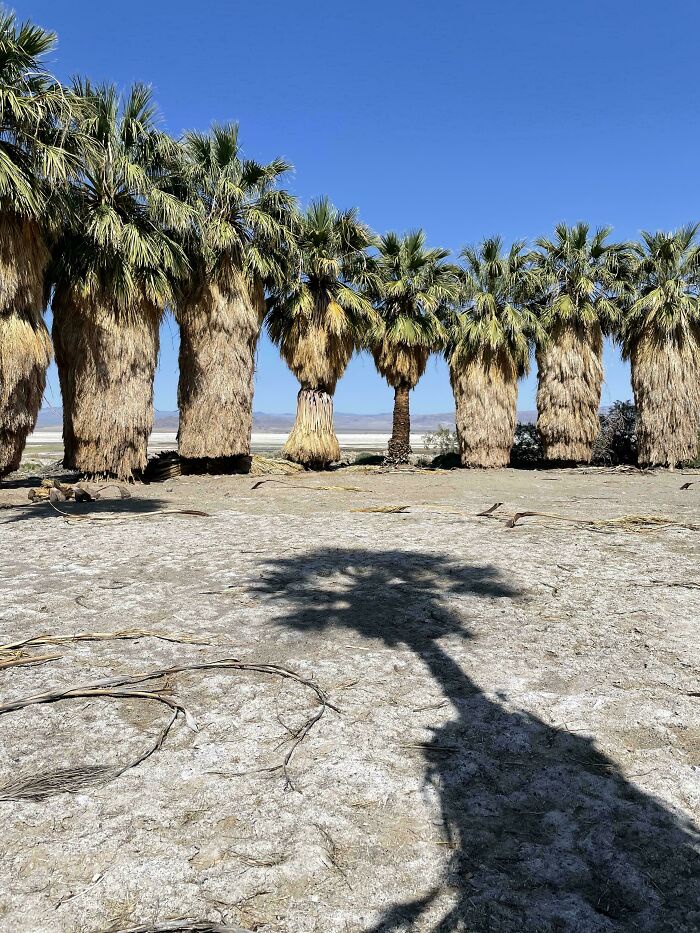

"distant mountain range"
[35,406,538,432]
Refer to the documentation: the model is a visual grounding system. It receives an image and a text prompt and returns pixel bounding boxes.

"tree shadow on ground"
[254,548,700,933]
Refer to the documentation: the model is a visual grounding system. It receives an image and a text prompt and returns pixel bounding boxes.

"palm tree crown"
[0,9,75,221]
[447,236,538,372]
[50,79,190,313]
[620,225,700,352]
[179,122,298,297]
[531,222,632,333]
[266,196,378,392]
[367,230,457,387]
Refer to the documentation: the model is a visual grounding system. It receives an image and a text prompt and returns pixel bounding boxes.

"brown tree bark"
[387,383,411,463]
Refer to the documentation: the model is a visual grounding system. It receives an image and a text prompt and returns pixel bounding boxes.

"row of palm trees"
[1,12,699,481]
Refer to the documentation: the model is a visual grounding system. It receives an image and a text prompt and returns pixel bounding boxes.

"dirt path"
[0,468,698,932]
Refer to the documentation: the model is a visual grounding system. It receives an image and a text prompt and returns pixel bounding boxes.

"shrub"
[423,425,458,456]
[510,423,542,468]
[592,401,638,465]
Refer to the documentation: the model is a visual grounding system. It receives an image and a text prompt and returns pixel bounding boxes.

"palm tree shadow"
[254,548,700,932]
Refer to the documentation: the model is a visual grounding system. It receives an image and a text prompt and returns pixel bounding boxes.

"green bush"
[591,401,638,465]
[510,423,542,468]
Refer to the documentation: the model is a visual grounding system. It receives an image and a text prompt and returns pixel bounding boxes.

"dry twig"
[0,658,334,798]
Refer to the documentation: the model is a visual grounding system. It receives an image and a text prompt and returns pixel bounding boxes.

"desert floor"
[0,465,698,933]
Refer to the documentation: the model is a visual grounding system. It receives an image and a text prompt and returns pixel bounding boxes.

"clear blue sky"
[27,0,700,414]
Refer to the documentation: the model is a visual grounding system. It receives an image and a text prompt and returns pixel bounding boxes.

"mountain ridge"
[35,407,541,432]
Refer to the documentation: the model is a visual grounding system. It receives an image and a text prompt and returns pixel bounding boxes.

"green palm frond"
[0,9,78,220]
[266,196,378,353]
[49,80,192,315]
[530,222,633,334]
[366,229,458,351]
[178,122,297,297]
[620,225,700,353]
[446,236,538,376]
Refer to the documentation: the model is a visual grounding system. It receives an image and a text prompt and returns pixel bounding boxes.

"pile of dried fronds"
[27,478,130,503]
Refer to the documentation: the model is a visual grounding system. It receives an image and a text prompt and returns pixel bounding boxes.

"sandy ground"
[0,466,698,933]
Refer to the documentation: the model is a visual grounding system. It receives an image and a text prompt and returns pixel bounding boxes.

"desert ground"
[0,464,698,932]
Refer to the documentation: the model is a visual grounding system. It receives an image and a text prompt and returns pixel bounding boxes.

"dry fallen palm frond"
[0,653,61,670]
[0,629,209,653]
[45,501,210,523]
[249,455,305,476]
[0,657,334,798]
[251,478,362,492]
[353,505,410,513]
[474,503,699,532]
[110,922,249,933]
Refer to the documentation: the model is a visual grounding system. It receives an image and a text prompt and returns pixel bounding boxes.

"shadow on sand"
[0,494,170,525]
[255,548,699,932]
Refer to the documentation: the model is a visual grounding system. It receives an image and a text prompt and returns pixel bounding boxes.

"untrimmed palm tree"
[446,237,538,467]
[175,124,297,467]
[0,11,75,477]
[266,197,377,468]
[50,80,190,480]
[532,223,631,464]
[621,227,700,467]
[366,231,457,463]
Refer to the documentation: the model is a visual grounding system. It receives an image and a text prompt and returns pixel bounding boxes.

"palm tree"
[621,226,700,467]
[366,231,457,463]
[446,237,538,467]
[266,197,377,468]
[531,223,632,464]
[175,123,297,467]
[50,80,191,480]
[0,11,74,477]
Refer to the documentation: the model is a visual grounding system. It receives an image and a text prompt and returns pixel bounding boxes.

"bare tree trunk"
[52,290,160,481]
[283,386,340,469]
[177,276,263,467]
[632,334,700,468]
[451,352,518,468]
[387,383,411,463]
[536,322,603,464]
[0,217,51,478]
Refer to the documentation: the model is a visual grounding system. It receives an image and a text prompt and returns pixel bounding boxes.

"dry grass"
[536,321,603,463]
[283,387,341,467]
[0,216,51,477]
[52,288,161,480]
[451,350,518,468]
[631,332,700,467]
[177,276,264,460]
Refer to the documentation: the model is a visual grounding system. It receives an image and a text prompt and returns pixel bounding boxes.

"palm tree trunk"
[177,276,263,468]
[536,322,603,464]
[387,383,412,463]
[52,290,160,480]
[0,217,51,478]
[451,351,518,468]
[283,386,340,468]
[631,333,700,468]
